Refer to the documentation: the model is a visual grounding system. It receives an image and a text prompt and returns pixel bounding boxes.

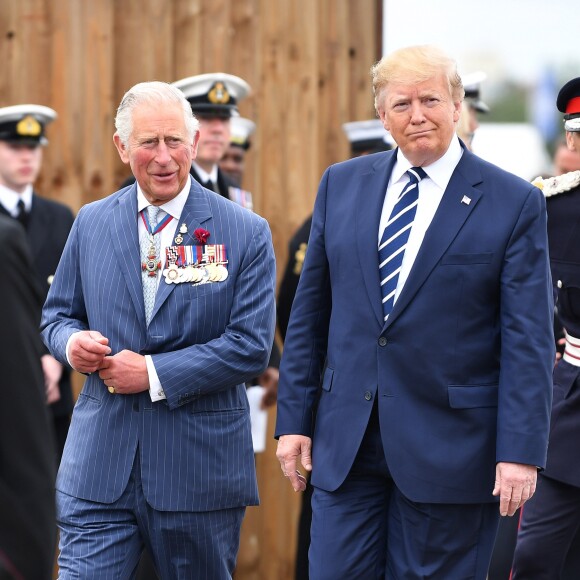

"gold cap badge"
[16,115,42,137]
[208,82,231,105]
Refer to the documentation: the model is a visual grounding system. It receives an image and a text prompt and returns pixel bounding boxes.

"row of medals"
[144,223,229,285]
[163,261,228,285]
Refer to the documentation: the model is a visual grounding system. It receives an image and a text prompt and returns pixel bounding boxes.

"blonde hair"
[371,45,464,115]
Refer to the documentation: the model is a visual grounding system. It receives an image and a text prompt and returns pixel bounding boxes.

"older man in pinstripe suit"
[41,81,276,579]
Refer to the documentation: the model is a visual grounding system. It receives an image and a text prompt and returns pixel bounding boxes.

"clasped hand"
[68,330,150,394]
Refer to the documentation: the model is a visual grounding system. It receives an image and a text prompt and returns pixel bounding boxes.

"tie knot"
[16,198,28,228]
[146,205,160,227]
[407,167,427,184]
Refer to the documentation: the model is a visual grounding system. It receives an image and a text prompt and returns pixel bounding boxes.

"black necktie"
[203,180,215,192]
[16,199,29,229]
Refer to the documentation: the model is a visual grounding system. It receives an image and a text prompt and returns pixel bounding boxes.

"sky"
[383,0,579,86]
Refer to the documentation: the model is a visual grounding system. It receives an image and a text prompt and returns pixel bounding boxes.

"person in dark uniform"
[0,104,74,461]
[219,116,256,189]
[172,72,254,210]
[279,119,394,579]
[0,213,56,580]
[511,76,580,579]
[456,71,489,151]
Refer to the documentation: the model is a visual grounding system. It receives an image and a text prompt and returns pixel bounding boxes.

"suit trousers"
[309,404,500,579]
[512,473,580,579]
[56,450,245,580]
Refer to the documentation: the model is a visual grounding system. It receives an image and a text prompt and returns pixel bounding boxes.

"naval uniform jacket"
[540,170,580,487]
[0,193,75,421]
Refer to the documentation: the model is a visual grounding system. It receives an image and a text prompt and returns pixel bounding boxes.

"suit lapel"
[110,184,145,321]
[150,180,212,320]
[356,151,397,327]
[385,150,483,328]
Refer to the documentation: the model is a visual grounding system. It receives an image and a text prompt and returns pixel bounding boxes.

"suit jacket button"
[378,337,387,347]
[557,279,563,288]
[364,391,372,401]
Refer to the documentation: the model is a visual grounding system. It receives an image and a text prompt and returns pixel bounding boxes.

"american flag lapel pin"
[461,195,471,205]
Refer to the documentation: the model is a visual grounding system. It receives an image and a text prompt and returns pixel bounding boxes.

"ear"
[452,100,462,123]
[566,131,577,153]
[113,133,130,164]
[191,131,201,160]
[378,108,390,131]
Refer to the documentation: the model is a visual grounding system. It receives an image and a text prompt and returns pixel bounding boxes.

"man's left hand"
[98,350,149,394]
[492,461,537,516]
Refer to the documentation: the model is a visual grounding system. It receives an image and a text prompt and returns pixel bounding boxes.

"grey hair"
[114,81,199,146]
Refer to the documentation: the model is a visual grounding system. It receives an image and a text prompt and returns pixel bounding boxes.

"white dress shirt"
[0,183,33,214]
[191,161,218,186]
[378,136,463,305]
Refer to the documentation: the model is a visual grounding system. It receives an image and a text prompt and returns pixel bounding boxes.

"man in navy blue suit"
[42,81,276,579]
[275,45,554,579]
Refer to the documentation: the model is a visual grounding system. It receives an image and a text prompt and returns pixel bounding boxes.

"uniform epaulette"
[532,170,580,198]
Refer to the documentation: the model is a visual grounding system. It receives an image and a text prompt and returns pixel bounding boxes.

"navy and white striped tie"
[379,166,427,321]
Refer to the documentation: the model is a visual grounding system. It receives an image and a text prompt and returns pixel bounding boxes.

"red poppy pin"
[194,228,211,244]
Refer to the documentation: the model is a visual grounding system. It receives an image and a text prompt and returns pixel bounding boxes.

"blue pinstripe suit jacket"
[41,180,276,511]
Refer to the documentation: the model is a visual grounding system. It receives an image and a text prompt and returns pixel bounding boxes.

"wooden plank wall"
[0,1,380,578]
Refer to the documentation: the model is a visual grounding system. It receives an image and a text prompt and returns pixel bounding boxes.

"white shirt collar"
[0,183,33,216]
[136,175,191,220]
[392,135,463,190]
[191,162,218,184]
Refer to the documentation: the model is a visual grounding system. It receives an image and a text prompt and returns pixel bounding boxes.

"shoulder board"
[532,171,580,198]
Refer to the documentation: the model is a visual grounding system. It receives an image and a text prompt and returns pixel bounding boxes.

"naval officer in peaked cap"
[0,103,75,462]
[457,71,489,149]
[172,73,253,208]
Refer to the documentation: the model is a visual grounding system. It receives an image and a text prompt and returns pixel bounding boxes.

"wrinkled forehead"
[382,75,452,100]
[131,104,189,133]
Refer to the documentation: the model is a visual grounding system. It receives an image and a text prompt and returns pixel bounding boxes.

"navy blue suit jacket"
[42,180,276,511]
[275,145,555,504]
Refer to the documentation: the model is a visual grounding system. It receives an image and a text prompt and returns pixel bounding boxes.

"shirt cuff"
[146,355,166,401]
[65,331,80,369]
